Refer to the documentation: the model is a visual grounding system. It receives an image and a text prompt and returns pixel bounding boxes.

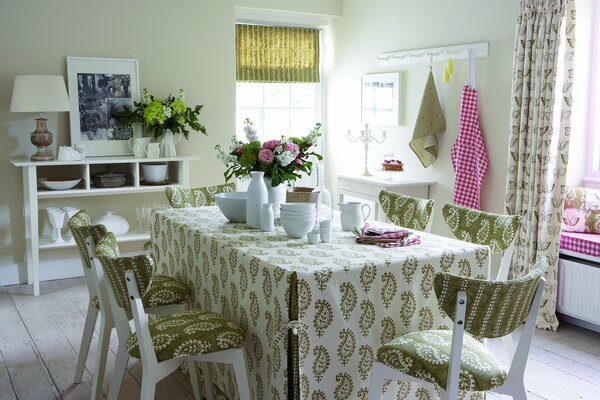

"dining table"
[150,206,490,400]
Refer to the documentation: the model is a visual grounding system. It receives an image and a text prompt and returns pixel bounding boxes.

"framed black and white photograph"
[67,57,141,156]
[361,72,401,126]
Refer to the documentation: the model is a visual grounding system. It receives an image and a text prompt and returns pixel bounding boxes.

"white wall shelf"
[10,154,201,295]
[378,42,489,65]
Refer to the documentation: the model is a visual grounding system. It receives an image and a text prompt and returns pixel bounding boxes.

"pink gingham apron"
[451,86,488,210]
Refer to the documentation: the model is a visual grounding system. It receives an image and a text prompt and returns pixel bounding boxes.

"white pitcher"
[128,137,150,158]
[145,142,160,158]
[338,202,371,231]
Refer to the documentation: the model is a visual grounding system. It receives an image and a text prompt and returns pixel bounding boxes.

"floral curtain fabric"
[504,0,575,330]
[236,24,320,83]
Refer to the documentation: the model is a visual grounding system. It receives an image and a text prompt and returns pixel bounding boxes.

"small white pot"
[141,162,167,182]
[92,211,129,236]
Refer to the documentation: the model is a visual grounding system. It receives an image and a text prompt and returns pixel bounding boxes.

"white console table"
[336,174,435,220]
[10,155,200,296]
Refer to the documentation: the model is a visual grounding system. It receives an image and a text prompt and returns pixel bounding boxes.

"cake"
[382,159,404,171]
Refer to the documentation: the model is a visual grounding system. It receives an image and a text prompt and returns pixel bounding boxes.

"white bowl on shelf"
[141,162,168,182]
[92,211,129,236]
[215,192,247,222]
[38,177,81,190]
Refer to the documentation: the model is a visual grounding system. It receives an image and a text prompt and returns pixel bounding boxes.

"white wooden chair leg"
[74,302,98,383]
[503,333,516,362]
[188,359,201,400]
[107,344,129,400]
[140,373,156,400]
[367,361,387,400]
[91,315,111,400]
[200,362,215,400]
[232,349,251,400]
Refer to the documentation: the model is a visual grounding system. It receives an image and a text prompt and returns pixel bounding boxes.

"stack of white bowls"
[280,203,316,238]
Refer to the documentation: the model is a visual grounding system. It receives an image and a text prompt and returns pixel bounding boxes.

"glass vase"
[316,163,333,222]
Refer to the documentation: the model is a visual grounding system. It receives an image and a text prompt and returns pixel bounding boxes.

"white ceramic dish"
[141,162,168,182]
[38,177,81,190]
[280,214,316,221]
[281,217,315,238]
[92,211,129,236]
[279,211,316,217]
[215,192,247,222]
[280,202,317,212]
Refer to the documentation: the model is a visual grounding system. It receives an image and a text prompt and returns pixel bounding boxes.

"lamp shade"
[10,75,70,112]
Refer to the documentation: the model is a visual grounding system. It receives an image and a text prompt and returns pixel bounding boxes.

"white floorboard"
[0,278,599,399]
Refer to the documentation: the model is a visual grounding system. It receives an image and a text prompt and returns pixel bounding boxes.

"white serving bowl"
[279,210,316,218]
[141,162,168,182]
[280,213,316,221]
[215,192,247,222]
[38,177,81,190]
[92,211,129,236]
[280,202,317,212]
[281,217,315,239]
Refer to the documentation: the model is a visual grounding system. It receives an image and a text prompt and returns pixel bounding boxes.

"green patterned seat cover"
[377,329,506,391]
[95,233,188,309]
[379,190,435,231]
[95,233,244,362]
[377,258,547,392]
[125,310,245,361]
[165,183,236,208]
[442,203,521,254]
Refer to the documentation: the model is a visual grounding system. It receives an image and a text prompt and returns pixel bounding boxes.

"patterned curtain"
[236,24,320,83]
[504,0,575,330]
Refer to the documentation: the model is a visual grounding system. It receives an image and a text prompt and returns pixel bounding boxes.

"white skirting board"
[557,255,600,332]
[0,249,144,287]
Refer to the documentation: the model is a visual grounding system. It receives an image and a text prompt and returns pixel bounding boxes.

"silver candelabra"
[347,123,387,176]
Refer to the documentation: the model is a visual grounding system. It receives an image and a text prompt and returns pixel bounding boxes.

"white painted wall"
[325,0,519,236]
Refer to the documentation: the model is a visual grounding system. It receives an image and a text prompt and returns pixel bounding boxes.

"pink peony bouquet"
[215,120,322,186]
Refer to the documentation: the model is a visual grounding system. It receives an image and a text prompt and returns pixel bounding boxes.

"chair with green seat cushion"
[379,190,435,232]
[165,182,236,208]
[368,258,547,400]
[442,202,523,362]
[93,233,250,400]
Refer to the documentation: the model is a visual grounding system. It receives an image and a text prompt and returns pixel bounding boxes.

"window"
[235,23,323,142]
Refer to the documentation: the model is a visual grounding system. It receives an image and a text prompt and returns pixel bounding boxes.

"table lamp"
[10,75,70,161]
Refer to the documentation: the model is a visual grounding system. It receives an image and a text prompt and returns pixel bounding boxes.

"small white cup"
[319,220,332,243]
[307,231,320,244]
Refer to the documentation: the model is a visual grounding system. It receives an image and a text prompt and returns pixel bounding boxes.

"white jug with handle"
[338,202,371,231]
[128,137,150,158]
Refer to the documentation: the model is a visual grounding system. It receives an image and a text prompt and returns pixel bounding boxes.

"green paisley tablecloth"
[151,207,490,400]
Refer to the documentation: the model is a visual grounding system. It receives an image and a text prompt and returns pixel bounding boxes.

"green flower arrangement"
[115,88,207,139]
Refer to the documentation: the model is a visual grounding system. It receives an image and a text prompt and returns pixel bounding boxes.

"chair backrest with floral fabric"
[68,209,108,269]
[165,182,236,208]
[434,257,547,338]
[442,203,521,255]
[379,190,435,232]
[95,232,154,310]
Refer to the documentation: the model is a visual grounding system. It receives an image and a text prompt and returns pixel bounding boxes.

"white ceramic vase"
[264,177,286,218]
[246,171,268,229]
[260,203,274,232]
[160,130,178,157]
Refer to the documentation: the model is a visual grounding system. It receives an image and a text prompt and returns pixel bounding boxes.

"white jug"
[128,137,150,158]
[145,142,160,158]
[338,202,371,231]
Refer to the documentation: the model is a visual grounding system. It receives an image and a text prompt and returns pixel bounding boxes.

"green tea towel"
[409,71,446,168]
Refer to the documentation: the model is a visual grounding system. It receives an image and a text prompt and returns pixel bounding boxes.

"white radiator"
[557,256,600,327]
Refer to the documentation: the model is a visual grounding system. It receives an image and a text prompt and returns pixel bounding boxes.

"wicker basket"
[91,167,128,188]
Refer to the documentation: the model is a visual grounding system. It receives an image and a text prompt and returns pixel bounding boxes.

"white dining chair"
[69,209,188,400]
[368,258,547,400]
[378,190,435,232]
[90,232,251,400]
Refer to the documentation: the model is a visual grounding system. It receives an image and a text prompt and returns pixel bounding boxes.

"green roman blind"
[236,24,320,83]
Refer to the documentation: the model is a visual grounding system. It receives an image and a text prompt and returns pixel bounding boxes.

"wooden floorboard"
[1,278,599,399]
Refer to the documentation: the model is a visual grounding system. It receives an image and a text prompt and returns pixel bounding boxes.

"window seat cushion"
[560,231,600,258]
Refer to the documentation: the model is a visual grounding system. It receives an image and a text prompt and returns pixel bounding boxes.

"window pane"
[290,109,316,135]
[264,83,290,107]
[236,83,263,108]
[264,109,290,139]
[291,83,316,107]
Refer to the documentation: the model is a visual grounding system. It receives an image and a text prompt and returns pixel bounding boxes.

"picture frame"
[361,72,401,126]
[66,56,141,157]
